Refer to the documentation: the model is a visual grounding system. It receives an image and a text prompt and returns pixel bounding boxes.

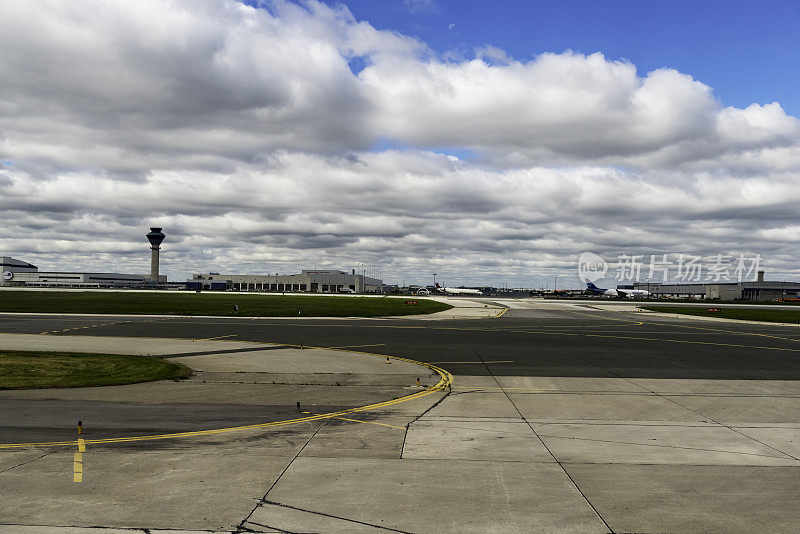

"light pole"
[433,273,437,290]
[554,273,560,293]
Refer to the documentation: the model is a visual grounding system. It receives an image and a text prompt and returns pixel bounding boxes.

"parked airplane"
[435,283,483,295]
[586,282,650,298]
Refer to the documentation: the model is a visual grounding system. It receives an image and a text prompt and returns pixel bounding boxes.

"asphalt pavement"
[1,300,799,533]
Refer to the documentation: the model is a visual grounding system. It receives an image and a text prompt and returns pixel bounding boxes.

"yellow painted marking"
[324,343,386,349]
[433,360,514,364]
[568,310,646,326]
[453,386,560,393]
[73,452,83,483]
[0,351,453,450]
[201,334,238,340]
[449,327,800,353]
[495,307,509,318]
[77,439,85,452]
[572,308,800,346]
[576,332,800,351]
[334,417,405,430]
[644,319,800,344]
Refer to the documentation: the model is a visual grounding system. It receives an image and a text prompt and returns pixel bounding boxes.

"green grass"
[0,350,192,389]
[641,305,800,324]
[0,291,452,317]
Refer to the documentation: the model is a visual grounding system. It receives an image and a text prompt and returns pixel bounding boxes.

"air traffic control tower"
[146,227,166,283]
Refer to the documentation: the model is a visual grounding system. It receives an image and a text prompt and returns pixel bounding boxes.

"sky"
[327,0,800,116]
[1,0,799,289]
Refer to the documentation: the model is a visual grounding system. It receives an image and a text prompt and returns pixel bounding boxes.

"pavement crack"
[237,418,330,531]
[652,393,800,461]
[401,377,452,459]
[257,500,415,533]
[0,450,58,473]
[560,341,800,463]
[241,520,299,533]
[471,346,616,533]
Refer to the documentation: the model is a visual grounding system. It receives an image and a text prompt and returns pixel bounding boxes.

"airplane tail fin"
[435,283,441,288]
[587,282,599,290]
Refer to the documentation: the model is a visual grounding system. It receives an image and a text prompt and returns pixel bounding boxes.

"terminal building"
[632,271,800,301]
[1,256,164,288]
[187,269,384,293]
[2,228,169,288]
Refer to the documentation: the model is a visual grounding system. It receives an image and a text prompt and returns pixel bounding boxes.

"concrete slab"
[402,419,553,462]
[629,377,797,395]
[172,348,429,375]
[0,528,235,534]
[0,429,318,531]
[0,333,265,356]
[760,380,800,393]
[731,425,800,459]
[300,415,411,459]
[533,422,798,465]
[448,375,500,388]
[243,502,389,533]
[510,392,702,421]
[665,395,800,423]
[495,375,645,393]
[566,464,800,533]
[423,390,521,418]
[0,528,136,534]
[257,457,609,533]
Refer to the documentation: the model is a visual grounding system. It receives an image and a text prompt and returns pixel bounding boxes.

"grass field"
[0,290,452,317]
[641,305,800,324]
[0,350,192,389]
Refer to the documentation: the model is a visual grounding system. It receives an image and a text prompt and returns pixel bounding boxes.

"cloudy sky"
[1,0,799,288]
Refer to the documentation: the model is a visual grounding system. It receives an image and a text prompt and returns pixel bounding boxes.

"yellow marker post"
[77,420,82,435]
[416,377,420,387]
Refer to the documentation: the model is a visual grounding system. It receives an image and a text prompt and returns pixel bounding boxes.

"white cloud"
[361,52,800,168]
[1,0,799,286]
[0,0,421,174]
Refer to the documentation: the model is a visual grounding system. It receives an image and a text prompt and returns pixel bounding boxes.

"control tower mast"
[146,227,166,283]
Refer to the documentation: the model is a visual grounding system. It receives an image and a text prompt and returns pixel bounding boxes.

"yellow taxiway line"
[0,350,453,450]
[333,416,406,430]
[432,360,514,364]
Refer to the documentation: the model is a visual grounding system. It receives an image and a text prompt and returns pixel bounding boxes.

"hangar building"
[1,256,165,287]
[187,269,383,293]
[633,272,800,301]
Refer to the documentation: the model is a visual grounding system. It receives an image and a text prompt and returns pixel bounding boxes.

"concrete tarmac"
[1,299,799,532]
